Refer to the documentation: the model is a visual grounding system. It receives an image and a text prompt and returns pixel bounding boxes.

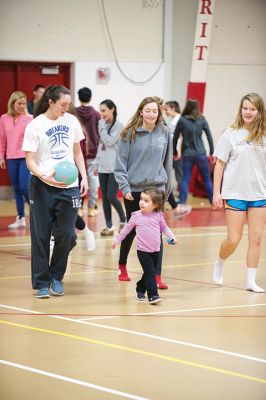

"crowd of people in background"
[0,84,265,299]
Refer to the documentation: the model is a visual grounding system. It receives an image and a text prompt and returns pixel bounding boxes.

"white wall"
[0,0,166,124]
[73,61,165,124]
[170,0,198,107]
[0,0,265,137]
[0,0,164,62]
[204,0,266,142]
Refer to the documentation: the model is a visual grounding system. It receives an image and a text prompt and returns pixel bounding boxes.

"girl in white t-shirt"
[22,85,88,299]
[212,93,266,292]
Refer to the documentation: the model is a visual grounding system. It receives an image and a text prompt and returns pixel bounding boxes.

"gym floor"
[0,196,265,400]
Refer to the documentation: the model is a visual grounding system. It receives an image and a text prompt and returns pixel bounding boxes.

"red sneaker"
[118,264,131,281]
[156,275,168,290]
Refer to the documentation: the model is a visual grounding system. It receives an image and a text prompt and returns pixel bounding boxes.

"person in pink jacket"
[0,91,32,228]
[113,188,177,304]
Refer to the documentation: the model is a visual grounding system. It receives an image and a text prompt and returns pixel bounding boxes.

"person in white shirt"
[22,85,88,299]
[212,93,266,292]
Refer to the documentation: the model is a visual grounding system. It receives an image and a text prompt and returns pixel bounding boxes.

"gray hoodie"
[114,124,173,197]
[95,119,123,173]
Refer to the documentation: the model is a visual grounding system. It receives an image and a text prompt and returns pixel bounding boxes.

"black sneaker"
[135,291,145,301]
[149,295,162,304]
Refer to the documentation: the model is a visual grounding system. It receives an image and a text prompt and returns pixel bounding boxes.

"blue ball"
[54,161,78,185]
[167,238,175,245]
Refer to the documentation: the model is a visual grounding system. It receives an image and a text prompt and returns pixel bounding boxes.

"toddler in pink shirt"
[113,188,176,304]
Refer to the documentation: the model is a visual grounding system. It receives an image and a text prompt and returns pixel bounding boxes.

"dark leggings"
[99,173,126,228]
[168,192,177,209]
[75,214,85,230]
[118,191,163,275]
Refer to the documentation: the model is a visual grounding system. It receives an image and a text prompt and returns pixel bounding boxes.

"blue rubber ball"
[54,161,78,185]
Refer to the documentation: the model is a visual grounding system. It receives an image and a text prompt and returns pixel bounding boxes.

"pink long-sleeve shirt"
[0,113,33,159]
[115,210,175,253]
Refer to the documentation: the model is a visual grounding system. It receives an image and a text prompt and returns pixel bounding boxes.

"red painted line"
[0,252,245,291]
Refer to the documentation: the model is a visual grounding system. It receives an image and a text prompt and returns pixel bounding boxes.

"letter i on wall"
[187,0,216,112]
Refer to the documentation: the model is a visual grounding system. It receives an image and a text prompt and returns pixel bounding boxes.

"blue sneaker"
[135,291,145,301]
[50,279,64,296]
[36,287,50,299]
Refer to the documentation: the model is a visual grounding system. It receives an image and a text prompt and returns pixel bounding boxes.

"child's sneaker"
[36,287,50,299]
[50,279,64,296]
[149,295,162,304]
[135,291,145,301]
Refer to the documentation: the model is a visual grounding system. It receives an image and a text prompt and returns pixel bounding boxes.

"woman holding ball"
[22,85,88,299]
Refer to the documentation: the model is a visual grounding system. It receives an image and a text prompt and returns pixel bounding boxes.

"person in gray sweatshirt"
[94,99,126,236]
[114,96,173,288]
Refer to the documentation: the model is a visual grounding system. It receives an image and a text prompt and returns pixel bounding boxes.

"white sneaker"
[8,216,26,229]
[174,204,192,218]
[84,227,96,251]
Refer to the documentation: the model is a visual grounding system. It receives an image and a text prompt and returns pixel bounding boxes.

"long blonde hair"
[7,91,28,116]
[231,93,266,144]
[121,97,163,141]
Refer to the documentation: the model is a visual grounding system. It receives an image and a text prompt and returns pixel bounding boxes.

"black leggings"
[118,191,163,275]
[75,214,85,230]
[98,172,126,228]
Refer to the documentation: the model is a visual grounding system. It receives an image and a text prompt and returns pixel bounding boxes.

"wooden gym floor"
[0,196,265,400]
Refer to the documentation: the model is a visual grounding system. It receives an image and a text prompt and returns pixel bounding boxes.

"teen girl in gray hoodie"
[114,97,173,288]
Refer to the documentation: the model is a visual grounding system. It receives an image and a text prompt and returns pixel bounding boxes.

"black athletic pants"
[136,250,159,299]
[29,176,79,289]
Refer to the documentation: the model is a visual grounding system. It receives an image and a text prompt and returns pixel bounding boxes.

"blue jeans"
[7,158,30,217]
[180,155,213,204]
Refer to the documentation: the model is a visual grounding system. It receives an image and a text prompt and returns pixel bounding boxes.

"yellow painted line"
[0,270,113,280]
[1,258,266,279]
[0,319,265,384]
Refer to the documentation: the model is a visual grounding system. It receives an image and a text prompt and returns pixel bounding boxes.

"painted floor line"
[2,228,263,248]
[0,319,265,385]
[1,303,265,365]
[0,359,149,400]
[1,258,265,280]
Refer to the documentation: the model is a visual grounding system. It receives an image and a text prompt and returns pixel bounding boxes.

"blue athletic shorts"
[224,199,266,211]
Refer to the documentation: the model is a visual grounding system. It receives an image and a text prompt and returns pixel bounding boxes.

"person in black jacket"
[173,99,215,206]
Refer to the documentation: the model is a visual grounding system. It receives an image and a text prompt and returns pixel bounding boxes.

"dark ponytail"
[34,85,71,118]
[100,99,117,134]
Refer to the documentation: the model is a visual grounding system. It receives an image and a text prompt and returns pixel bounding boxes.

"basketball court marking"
[0,318,265,384]
[1,303,265,365]
[0,360,149,400]
[1,227,263,249]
